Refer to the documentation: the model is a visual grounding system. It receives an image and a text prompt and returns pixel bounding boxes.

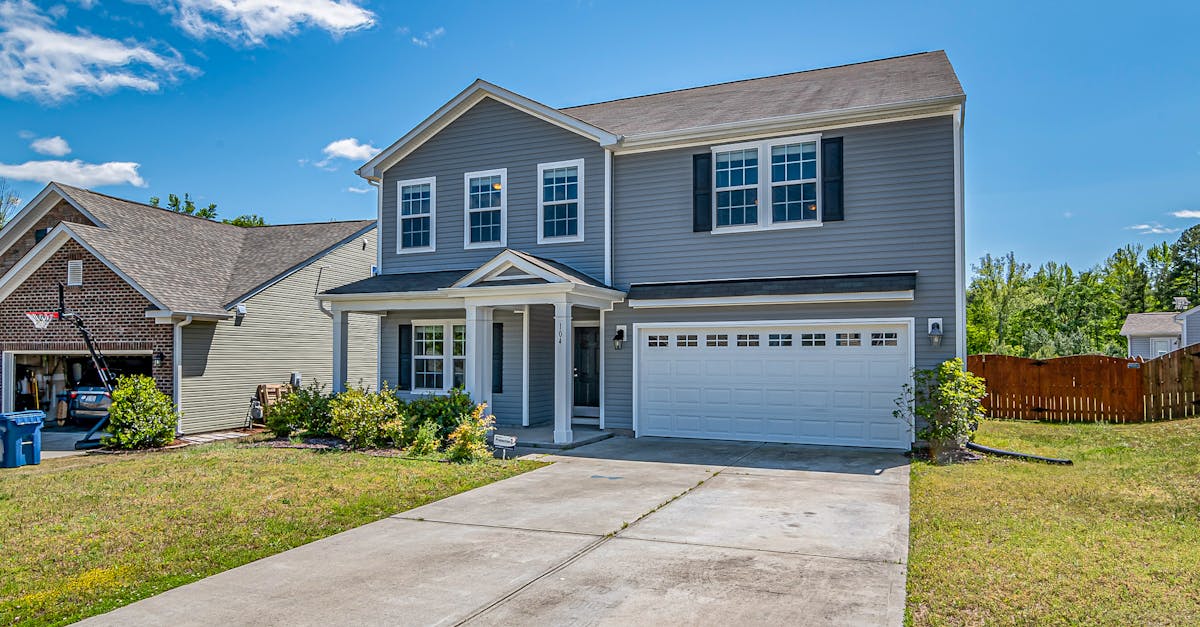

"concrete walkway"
[80,437,909,626]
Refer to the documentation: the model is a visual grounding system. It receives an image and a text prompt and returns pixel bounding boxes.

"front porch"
[324,250,625,445]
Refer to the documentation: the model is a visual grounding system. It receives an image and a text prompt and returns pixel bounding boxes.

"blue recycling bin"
[0,410,45,468]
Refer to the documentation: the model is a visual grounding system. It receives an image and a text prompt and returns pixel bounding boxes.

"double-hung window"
[712,134,821,232]
[464,169,506,248]
[537,158,584,243]
[412,320,467,392]
[398,177,436,253]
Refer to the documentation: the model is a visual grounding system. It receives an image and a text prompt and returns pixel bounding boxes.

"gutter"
[172,315,193,434]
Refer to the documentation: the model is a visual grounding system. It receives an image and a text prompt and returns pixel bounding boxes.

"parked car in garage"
[68,386,111,423]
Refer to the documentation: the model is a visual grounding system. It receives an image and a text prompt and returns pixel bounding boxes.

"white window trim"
[711,133,822,234]
[396,176,436,255]
[536,158,585,244]
[463,168,507,250]
[411,319,466,394]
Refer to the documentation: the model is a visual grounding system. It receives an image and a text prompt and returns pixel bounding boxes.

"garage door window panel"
[835,332,862,347]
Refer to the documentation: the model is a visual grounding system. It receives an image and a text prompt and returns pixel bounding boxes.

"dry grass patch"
[908,418,1200,625]
[0,442,543,626]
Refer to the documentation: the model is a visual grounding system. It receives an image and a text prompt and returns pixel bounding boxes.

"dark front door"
[573,326,600,415]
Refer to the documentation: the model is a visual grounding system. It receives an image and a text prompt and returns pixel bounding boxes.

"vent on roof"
[1174,296,1190,311]
[66,259,83,286]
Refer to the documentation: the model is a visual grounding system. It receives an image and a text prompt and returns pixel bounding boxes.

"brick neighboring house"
[0,183,378,434]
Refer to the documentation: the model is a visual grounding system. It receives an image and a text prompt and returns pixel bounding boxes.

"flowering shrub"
[445,403,495,463]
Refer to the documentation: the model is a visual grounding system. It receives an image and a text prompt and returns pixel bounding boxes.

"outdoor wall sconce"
[152,349,165,368]
[613,325,627,351]
[927,318,944,347]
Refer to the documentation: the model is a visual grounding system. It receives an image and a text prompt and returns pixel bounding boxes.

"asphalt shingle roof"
[560,51,964,137]
[1120,312,1182,337]
[53,184,373,315]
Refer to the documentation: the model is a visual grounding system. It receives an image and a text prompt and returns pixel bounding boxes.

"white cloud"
[145,0,376,46]
[1172,209,1200,219]
[1127,222,1180,236]
[0,159,145,187]
[410,26,444,48]
[0,0,196,102]
[314,137,379,168]
[346,186,370,194]
[1062,211,1073,219]
[30,135,71,156]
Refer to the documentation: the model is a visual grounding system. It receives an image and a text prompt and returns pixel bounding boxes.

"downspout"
[315,266,333,318]
[603,148,613,286]
[173,315,193,434]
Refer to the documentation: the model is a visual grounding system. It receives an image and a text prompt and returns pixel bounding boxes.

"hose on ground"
[965,441,1073,465]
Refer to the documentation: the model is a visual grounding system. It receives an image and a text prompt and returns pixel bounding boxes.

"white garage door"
[637,322,912,448]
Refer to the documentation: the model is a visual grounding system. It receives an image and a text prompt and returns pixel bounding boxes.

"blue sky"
[1,0,1197,270]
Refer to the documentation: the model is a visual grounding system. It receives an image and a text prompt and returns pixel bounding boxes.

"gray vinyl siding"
[1127,335,1180,359]
[178,230,378,433]
[381,96,606,279]
[378,308,528,426]
[527,304,555,425]
[602,116,958,431]
[1185,313,1200,348]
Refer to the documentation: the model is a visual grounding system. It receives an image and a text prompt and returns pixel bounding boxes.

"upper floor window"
[712,134,821,233]
[397,177,436,253]
[464,169,506,249]
[537,158,584,244]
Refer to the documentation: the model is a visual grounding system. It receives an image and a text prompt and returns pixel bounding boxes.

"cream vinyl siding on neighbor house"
[379,96,606,280]
[178,230,377,433]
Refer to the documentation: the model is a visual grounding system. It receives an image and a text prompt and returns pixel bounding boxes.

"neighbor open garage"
[635,320,913,448]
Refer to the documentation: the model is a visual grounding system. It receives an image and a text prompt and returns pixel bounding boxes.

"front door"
[573,326,600,416]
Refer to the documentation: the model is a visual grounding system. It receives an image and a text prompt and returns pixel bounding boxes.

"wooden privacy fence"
[968,349,1200,423]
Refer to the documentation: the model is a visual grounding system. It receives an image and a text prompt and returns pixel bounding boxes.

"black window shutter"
[821,137,844,222]
[692,153,713,232]
[397,324,412,391]
[492,323,503,394]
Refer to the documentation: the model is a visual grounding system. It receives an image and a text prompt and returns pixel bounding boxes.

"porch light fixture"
[927,318,944,348]
[612,326,626,351]
[152,349,165,368]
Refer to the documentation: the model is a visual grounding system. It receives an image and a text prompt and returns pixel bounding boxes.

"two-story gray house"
[321,51,966,449]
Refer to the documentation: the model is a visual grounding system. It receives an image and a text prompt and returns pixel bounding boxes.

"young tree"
[222,214,266,227]
[967,252,1033,354]
[149,193,218,220]
[1165,225,1200,306]
[0,178,22,228]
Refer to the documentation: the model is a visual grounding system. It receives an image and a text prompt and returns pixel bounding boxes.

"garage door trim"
[632,317,915,446]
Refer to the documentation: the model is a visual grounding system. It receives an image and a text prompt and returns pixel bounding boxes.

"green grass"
[908,418,1200,626]
[0,442,544,626]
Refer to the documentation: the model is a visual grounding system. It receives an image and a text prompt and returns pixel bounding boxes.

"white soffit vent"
[66,259,83,286]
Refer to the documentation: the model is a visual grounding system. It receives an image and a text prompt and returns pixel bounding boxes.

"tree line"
[968,225,1200,357]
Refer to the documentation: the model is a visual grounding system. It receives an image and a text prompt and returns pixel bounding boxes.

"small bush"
[380,418,410,449]
[104,375,178,450]
[405,420,441,458]
[328,385,403,448]
[406,388,475,440]
[445,403,495,463]
[266,382,332,437]
[894,357,987,460]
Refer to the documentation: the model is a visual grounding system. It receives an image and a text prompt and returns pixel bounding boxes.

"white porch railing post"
[553,301,574,444]
[332,308,349,393]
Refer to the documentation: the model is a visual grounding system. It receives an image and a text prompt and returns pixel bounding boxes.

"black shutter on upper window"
[397,324,413,391]
[492,323,503,394]
[693,153,713,232]
[821,137,844,222]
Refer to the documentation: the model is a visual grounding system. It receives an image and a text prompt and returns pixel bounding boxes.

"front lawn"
[908,418,1200,625]
[0,442,543,626]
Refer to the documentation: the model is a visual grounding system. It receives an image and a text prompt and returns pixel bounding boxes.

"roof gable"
[358,80,620,180]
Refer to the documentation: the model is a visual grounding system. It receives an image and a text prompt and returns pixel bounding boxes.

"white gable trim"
[0,183,105,261]
[0,223,168,311]
[451,250,570,288]
[358,80,620,180]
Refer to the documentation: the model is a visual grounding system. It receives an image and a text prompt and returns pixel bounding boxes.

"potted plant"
[894,358,987,463]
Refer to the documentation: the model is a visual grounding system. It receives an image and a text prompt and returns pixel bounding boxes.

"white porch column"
[553,301,574,444]
[465,305,493,407]
[332,308,349,393]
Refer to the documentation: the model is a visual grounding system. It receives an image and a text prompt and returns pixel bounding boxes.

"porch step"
[571,416,600,427]
[516,430,614,451]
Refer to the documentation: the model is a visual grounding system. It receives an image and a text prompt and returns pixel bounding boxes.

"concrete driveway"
[80,437,909,626]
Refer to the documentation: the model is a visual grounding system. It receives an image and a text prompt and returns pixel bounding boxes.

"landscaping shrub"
[265,381,332,436]
[328,385,404,448]
[380,417,411,449]
[405,388,476,440]
[445,403,495,463]
[894,357,987,461]
[405,420,441,458]
[104,375,178,449]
